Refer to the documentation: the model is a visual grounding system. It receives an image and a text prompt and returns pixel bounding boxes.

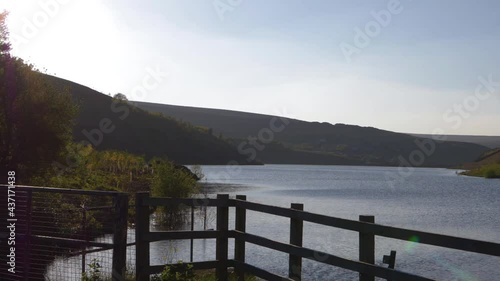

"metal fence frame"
[0,185,128,281]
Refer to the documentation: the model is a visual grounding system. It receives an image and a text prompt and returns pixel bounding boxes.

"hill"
[462,148,500,170]
[44,75,257,165]
[412,134,500,149]
[132,101,489,167]
[461,148,500,178]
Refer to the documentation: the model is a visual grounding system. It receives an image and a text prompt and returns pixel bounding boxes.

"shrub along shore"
[461,163,500,179]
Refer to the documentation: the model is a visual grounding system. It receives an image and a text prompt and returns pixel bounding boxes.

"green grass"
[82,259,259,281]
[462,163,500,179]
[195,271,257,281]
[92,270,256,281]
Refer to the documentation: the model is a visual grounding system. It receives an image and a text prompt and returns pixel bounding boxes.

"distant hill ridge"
[132,101,490,168]
[411,134,500,149]
[40,74,491,167]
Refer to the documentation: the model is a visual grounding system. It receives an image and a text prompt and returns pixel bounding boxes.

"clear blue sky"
[3,0,500,135]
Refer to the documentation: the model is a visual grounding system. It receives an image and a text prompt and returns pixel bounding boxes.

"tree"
[113,93,128,101]
[0,11,11,55]
[0,12,78,182]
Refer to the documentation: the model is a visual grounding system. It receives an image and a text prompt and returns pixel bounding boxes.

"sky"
[2,0,500,135]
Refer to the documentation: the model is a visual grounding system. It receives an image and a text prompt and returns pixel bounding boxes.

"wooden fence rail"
[135,192,500,281]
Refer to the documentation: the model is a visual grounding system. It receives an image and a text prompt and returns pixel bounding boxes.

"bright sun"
[1,0,39,14]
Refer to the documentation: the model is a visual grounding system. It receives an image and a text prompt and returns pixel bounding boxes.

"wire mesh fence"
[0,185,218,281]
[0,186,127,281]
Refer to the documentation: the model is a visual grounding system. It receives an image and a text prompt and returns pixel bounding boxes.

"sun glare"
[1,0,39,14]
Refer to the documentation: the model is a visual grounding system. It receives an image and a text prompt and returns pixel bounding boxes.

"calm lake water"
[194,165,500,281]
[48,165,500,280]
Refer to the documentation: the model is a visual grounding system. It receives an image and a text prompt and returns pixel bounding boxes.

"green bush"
[152,261,257,281]
[151,159,199,227]
[152,261,195,281]
[151,159,198,198]
[82,258,102,281]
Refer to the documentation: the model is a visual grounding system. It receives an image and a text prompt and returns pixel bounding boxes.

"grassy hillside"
[133,101,489,167]
[463,164,500,178]
[475,148,500,163]
[463,148,500,169]
[45,75,256,165]
[462,149,500,178]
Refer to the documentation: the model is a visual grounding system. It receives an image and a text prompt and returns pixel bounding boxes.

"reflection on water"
[48,165,500,280]
[199,165,500,280]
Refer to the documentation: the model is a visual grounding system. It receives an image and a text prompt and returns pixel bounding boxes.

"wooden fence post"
[82,207,87,277]
[190,206,194,263]
[112,193,128,281]
[136,192,150,281]
[216,194,229,281]
[234,195,247,281]
[359,215,375,281]
[289,203,303,281]
[24,190,32,281]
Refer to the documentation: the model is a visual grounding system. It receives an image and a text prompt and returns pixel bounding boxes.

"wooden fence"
[135,192,500,281]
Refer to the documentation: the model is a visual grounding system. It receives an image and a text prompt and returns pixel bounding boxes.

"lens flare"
[404,235,420,254]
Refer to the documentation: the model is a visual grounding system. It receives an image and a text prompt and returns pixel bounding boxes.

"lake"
[47,165,500,280]
[191,165,500,280]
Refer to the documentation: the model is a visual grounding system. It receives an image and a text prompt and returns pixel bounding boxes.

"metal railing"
[0,185,128,281]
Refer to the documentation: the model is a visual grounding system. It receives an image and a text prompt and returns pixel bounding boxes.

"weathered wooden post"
[112,193,128,281]
[383,250,397,269]
[289,203,304,281]
[82,206,87,277]
[136,192,150,281]
[190,206,194,263]
[234,195,247,281]
[216,194,229,281]
[383,250,397,281]
[359,215,375,281]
